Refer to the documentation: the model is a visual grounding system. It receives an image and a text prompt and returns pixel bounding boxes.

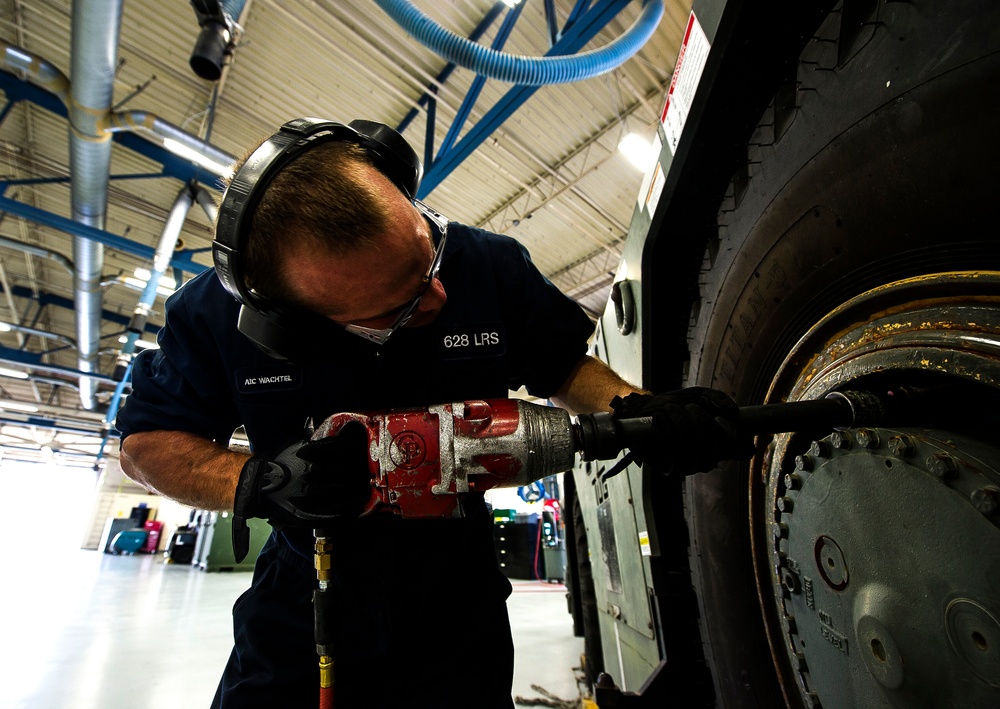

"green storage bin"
[197,511,271,572]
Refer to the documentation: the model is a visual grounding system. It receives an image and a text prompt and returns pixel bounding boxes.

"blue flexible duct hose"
[220,0,247,19]
[374,0,664,85]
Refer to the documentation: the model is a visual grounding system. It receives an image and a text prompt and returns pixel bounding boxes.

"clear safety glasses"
[342,200,449,345]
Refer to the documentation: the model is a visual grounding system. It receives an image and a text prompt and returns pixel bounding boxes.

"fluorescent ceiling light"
[132,268,176,296]
[501,0,522,7]
[0,322,12,332]
[0,367,29,380]
[134,267,174,286]
[0,401,39,413]
[618,133,657,171]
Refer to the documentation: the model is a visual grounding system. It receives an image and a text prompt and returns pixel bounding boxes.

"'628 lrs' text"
[443,332,500,348]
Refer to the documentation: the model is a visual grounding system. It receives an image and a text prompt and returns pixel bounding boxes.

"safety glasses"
[342,200,449,345]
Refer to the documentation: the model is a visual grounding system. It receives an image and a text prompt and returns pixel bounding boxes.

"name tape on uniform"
[236,365,303,394]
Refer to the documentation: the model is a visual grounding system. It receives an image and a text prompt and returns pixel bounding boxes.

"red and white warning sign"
[661,11,711,155]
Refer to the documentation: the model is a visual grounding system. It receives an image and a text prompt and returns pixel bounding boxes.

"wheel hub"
[771,427,1000,708]
[759,272,1000,708]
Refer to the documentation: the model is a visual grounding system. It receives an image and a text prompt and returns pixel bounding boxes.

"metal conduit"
[0,234,74,274]
[0,40,70,104]
[69,0,124,411]
[103,111,235,178]
[1,40,236,175]
[0,322,76,349]
[114,183,194,379]
[1,34,236,410]
[195,185,219,223]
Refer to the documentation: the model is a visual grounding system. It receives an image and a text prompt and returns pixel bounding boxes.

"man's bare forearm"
[551,355,645,415]
[120,430,250,510]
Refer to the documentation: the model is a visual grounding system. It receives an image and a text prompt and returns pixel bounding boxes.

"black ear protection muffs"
[212,118,423,360]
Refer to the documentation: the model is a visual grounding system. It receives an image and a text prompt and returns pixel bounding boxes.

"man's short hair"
[242,140,391,302]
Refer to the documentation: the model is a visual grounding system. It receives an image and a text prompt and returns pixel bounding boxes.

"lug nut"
[888,434,914,457]
[772,521,789,539]
[785,473,802,490]
[971,487,999,516]
[926,453,958,479]
[795,454,813,471]
[809,440,830,458]
[830,431,851,449]
[777,496,794,513]
[855,428,879,449]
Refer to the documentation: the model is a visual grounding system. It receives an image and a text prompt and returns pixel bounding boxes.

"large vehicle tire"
[683,2,1000,707]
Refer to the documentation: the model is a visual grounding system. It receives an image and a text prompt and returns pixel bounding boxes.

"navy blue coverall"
[115,222,595,708]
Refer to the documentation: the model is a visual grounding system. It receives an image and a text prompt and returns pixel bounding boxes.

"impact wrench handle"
[574,389,888,464]
[736,390,887,435]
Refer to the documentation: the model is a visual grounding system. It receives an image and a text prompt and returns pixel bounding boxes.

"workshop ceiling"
[0,0,691,466]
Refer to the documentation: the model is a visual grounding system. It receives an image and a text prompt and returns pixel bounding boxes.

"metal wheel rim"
[751,271,1000,708]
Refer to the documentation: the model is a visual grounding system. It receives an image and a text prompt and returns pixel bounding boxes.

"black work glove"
[232,421,372,562]
[610,387,752,475]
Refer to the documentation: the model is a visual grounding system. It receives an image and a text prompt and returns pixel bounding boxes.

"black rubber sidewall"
[683,4,1000,706]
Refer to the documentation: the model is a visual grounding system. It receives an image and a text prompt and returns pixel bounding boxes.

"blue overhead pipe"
[436,1,525,159]
[99,358,133,460]
[114,183,194,380]
[416,0,633,197]
[0,285,162,337]
[544,0,560,45]
[374,0,663,85]
[0,195,208,275]
[0,343,117,384]
[396,2,505,134]
[565,0,593,33]
[220,0,246,16]
[423,88,436,168]
[0,421,111,439]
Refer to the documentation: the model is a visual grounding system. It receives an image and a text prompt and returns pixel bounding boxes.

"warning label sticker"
[639,531,651,557]
[661,11,711,155]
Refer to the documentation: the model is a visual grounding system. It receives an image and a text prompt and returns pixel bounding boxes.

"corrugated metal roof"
[0,0,691,461]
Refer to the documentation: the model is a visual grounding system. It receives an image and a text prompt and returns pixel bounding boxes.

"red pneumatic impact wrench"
[305,390,890,706]
[312,399,578,519]
[309,390,888,519]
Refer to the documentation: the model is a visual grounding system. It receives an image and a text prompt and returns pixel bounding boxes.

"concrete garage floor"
[0,549,585,708]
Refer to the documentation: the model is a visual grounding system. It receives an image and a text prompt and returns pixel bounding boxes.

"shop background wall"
[0,458,98,557]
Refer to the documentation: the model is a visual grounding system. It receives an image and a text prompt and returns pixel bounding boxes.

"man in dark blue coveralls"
[116,118,742,708]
